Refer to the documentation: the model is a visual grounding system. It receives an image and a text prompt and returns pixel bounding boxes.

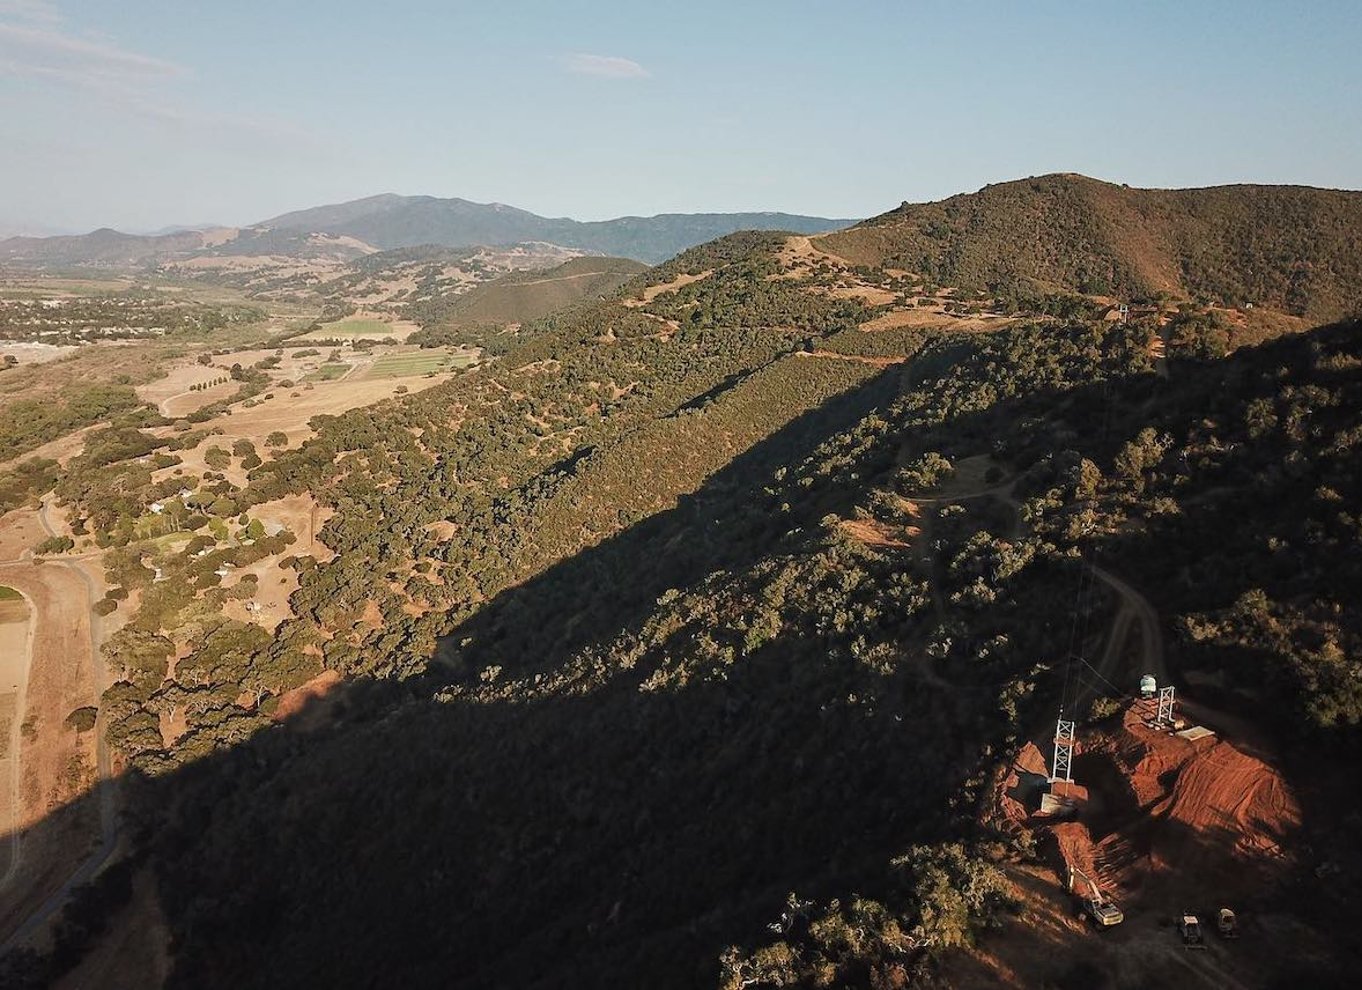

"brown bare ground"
[0,596,31,881]
[254,494,333,561]
[779,234,851,269]
[221,555,298,633]
[622,270,713,307]
[969,700,1314,989]
[272,669,342,729]
[819,283,899,305]
[0,426,92,472]
[136,362,234,409]
[424,519,458,542]
[160,380,239,418]
[860,307,1015,333]
[837,518,917,548]
[0,507,45,561]
[0,558,101,937]
[158,374,450,478]
[794,350,909,368]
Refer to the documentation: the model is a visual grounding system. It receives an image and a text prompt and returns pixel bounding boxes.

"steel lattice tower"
[1156,685,1176,726]
[1050,716,1076,784]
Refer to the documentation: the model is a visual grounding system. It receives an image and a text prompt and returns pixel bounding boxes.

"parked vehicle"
[1179,913,1207,949]
[1217,907,1239,939]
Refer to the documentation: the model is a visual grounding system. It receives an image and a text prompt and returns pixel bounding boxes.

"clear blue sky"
[1,0,1359,233]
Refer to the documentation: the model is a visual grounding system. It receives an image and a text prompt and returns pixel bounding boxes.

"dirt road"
[0,503,115,952]
[908,463,1164,700]
[0,591,33,888]
[1090,564,1166,684]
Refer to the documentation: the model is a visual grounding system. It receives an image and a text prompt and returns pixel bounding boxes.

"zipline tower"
[1050,715,1076,788]
[1155,685,1176,728]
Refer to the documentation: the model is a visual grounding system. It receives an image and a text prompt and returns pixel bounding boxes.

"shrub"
[64,707,98,733]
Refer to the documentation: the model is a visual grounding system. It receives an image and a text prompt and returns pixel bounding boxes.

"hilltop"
[821,173,1362,320]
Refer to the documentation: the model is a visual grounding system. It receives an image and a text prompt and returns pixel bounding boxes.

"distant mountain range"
[255,194,854,263]
[0,195,855,269]
[0,226,230,268]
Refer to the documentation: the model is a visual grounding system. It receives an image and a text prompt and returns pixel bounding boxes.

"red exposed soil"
[1075,708,1300,901]
[966,700,1314,988]
[999,704,1300,905]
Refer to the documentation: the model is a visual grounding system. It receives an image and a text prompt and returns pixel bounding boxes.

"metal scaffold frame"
[1051,716,1076,784]
[1156,685,1176,726]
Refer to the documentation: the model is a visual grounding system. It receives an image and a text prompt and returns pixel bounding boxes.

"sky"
[1,0,1360,233]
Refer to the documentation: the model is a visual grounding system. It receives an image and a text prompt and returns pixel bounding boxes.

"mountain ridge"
[0,196,855,268]
[254,193,856,262]
[821,172,1362,319]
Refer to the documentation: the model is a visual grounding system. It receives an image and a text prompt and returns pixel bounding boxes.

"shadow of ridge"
[0,776,109,950]
[121,643,981,987]
[2,363,955,989]
[427,364,907,687]
[135,361,1181,989]
[3,355,1167,988]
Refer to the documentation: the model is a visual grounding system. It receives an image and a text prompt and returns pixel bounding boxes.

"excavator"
[1069,867,1124,928]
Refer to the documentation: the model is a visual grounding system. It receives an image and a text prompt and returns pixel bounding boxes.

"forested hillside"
[822,174,1362,320]
[406,255,648,333]
[4,201,1362,989]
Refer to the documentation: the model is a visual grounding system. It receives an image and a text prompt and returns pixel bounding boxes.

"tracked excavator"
[1069,867,1124,928]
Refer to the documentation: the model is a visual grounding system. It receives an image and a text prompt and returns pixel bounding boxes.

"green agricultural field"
[362,349,478,379]
[306,363,352,382]
[305,317,396,339]
[0,585,22,601]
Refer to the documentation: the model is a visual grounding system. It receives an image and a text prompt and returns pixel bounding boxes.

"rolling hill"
[820,173,1362,320]
[0,227,234,268]
[417,255,648,328]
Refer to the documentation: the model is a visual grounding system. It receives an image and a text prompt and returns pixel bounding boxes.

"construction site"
[949,668,1336,989]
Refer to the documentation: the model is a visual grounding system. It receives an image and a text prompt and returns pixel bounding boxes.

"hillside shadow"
[5,365,959,989]
[426,365,907,689]
[105,367,1164,989]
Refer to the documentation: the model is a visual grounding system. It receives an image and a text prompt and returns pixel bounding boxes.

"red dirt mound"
[1077,705,1300,901]
[1051,820,1098,884]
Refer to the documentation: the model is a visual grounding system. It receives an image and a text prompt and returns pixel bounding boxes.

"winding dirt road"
[914,467,1165,699]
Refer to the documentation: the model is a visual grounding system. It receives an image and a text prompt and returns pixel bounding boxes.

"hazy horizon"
[3,0,1360,234]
